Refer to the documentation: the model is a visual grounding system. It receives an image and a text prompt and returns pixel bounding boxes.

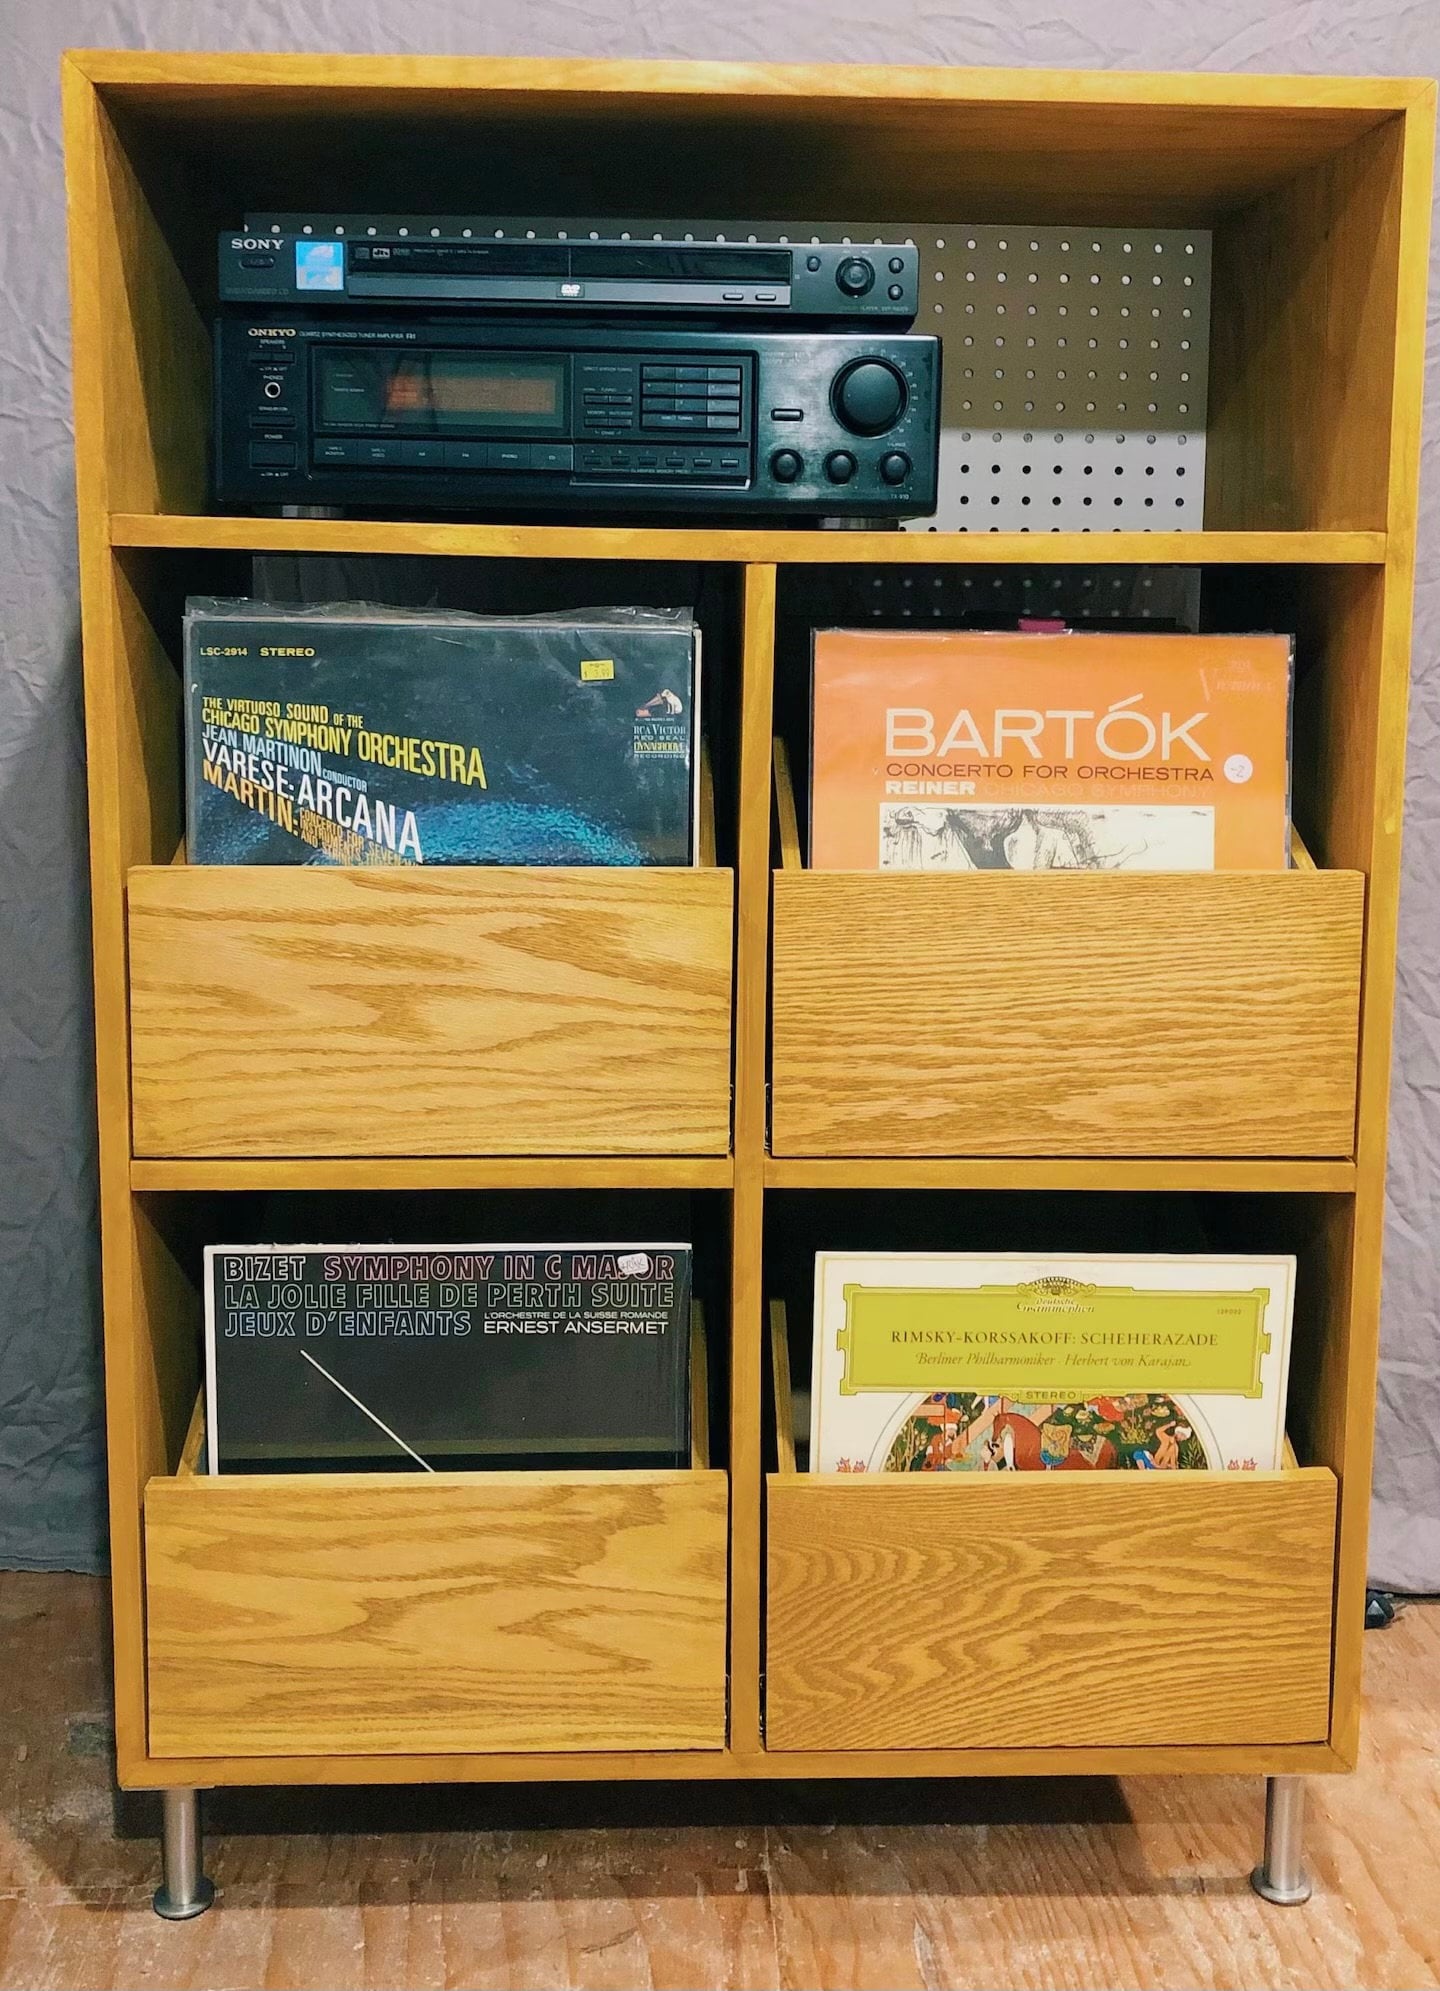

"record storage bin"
[63,51,1430,1794]
[144,1315,726,1758]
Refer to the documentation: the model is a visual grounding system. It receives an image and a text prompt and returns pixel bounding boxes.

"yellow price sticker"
[580,658,615,682]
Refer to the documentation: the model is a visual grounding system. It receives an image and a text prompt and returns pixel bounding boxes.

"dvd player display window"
[317,350,568,433]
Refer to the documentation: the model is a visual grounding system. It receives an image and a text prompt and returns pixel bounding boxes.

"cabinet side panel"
[729,565,777,1753]
[87,89,209,513]
[64,65,201,1772]
[1324,93,1436,1762]
[1206,117,1404,530]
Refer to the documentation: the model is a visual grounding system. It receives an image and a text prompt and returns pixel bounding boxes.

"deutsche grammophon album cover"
[809,1251,1295,1474]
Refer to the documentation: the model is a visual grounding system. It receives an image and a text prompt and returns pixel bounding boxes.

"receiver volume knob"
[770,447,804,484]
[832,358,907,436]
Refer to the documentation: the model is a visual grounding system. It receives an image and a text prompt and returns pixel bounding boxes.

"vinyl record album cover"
[205,1242,692,1473]
[809,628,1293,871]
[809,1251,1295,1474]
[185,602,699,866]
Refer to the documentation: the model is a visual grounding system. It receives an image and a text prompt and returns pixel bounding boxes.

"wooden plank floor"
[1,1571,1437,1990]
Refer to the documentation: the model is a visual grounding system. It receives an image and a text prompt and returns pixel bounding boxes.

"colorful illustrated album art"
[809,627,1294,872]
[809,1252,1296,1474]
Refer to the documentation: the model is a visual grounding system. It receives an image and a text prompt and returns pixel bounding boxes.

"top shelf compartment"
[70,53,1424,224]
[67,52,1431,537]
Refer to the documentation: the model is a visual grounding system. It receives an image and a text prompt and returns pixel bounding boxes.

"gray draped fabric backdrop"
[2,0,1437,1585]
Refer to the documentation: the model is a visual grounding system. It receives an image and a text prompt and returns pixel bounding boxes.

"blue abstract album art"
[184,602,699,867]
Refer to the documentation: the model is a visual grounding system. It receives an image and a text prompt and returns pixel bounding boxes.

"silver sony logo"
[231,237,281,250]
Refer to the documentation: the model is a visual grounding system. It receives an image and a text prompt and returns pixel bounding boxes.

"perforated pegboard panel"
[917,226,1210,534]
[261,213,1212,532]
[844,566,1202,628]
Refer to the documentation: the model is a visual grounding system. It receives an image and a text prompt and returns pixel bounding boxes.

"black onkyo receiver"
[216,316,941,519]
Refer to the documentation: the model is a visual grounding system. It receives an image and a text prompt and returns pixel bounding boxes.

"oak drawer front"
[770,869,1363,1157]
[765,1469,1336,1751]
[145,1469,729,1757]
[128,865,734,1156]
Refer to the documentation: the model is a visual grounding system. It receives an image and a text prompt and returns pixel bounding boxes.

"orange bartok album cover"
[809,628,1294,872]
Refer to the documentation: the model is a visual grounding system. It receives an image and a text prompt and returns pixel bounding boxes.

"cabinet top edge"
[61,50,1431,116]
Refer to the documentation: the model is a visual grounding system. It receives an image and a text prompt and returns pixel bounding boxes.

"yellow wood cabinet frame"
[61,49,1432,1789]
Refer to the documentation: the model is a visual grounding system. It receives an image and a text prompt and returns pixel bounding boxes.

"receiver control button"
[443,442,485,468]
[888,256,906,274]
[248,441,296,469]
[879,450,913,485]
[824,450,858,484]
[770,448,804,483]
[832,357,906,435]
[836,256,875,296]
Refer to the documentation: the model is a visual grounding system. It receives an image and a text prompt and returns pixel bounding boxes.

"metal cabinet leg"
[1250,1775,1312,1905]
[152,1788,216,1920]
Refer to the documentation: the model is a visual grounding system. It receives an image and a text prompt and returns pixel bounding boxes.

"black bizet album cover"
[204,1243,693,1474]
[184,602,700,866]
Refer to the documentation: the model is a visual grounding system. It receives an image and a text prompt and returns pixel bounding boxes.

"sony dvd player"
[219,225,920,323]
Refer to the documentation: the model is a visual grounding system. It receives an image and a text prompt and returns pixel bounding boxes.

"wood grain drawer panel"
[765,1469,1336,1751]
[128,865,734,1156]
[145,1469,729,1757]
[770,869,1363,1156]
